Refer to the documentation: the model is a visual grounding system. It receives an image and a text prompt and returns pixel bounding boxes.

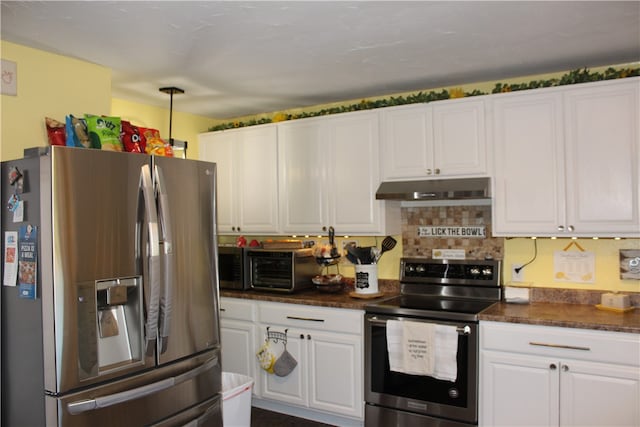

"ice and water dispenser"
[77,276,145,380]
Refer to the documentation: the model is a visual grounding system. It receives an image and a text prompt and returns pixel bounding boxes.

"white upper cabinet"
[198,124,279,234]
[380,97,488,181]
[563,80,640,235]
[279,110,400,236]
[278,116,328,233]
[492,78,639,237]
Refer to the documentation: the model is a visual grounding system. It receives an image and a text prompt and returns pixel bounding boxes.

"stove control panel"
[401,258,501,286]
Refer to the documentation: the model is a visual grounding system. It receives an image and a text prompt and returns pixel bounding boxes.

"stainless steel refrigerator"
[1,146,222,426]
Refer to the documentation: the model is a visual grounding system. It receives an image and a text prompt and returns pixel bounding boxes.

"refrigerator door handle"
[154,165,174,354]
[67,356,219,415]
[139,164,161,356]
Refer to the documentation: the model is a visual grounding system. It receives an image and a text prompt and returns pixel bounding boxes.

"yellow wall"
[110,98,218,160]
[0,41,111,161]
[505,238,639,293]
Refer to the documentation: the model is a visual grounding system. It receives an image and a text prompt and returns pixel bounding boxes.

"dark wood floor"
[251,407,334,427]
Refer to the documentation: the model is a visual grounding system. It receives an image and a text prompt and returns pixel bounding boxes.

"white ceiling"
[2,1,639,119]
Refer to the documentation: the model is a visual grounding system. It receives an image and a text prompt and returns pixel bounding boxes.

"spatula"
[375,236,397,262]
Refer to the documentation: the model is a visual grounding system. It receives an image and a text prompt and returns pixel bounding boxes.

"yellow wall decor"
[504,238,640,293]
[0,41,111,161]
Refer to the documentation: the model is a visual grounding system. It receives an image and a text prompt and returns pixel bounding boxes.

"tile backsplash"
[402,205,504,260]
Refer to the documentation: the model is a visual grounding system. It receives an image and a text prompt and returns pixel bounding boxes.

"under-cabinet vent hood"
[375,177,490,201]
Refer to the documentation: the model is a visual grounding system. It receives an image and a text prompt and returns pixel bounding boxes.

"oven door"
[364,313,478,426]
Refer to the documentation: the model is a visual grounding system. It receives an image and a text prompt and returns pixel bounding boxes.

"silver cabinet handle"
[557,225,565,231]
[426,169,432,175]
[562,365,569,372]
[550,363,557,370]
[529,342,590,351]
[434,168,441,175]
[567,225,575,232]
[286,316,325,323]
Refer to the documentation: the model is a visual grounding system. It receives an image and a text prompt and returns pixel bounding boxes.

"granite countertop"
[220,286,397,310]
[479,302,640,334]
[221,283,640,334]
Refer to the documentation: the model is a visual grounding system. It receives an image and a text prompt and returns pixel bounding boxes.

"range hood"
[375,177,490,201]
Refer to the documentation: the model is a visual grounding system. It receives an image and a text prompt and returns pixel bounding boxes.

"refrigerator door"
[48,350,222,427]
[152,156,220,365]
[46,147,155,394]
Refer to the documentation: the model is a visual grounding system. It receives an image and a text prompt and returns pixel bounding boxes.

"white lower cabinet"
[480,321,640,427]
[219,298,258,395]
[257,301,364,421]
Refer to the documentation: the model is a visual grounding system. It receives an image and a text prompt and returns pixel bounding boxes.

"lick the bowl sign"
[418,226,486,238]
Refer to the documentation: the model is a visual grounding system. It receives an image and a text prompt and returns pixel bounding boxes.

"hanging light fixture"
[159,86,187,158]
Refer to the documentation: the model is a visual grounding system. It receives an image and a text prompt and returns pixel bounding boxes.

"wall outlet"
[511,264,525,282]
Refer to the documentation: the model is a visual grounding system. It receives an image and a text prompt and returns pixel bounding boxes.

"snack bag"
[142,127,173,157]
[85,115,123,151]
[120,120,143,153]
[45,117,66,146]
[65,115,93,148]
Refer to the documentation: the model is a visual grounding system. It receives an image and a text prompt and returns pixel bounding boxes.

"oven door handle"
[368,316,472,335]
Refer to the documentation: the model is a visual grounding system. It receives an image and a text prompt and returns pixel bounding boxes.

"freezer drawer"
[46,350,221,427]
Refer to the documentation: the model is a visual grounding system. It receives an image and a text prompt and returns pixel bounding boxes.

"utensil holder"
[354,264,378,294]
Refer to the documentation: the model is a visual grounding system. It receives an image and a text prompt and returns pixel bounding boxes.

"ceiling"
[2,1,639,119]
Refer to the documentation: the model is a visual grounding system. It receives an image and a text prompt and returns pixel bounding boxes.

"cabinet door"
[237,125,279,233]
[380,104,431,180]
[492,91,566,236]
[563,79,640,236]
[198,132,237,233]
[560,360,640,427]
[328,111,383,233]
[278,118,328,234]
[220,319,256,381]
[432,97,488,176]
[259,329,308,407]
[481,351,559,427]
[308,330,363,418]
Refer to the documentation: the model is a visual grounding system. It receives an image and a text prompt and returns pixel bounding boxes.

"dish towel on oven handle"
[386,320,459,382]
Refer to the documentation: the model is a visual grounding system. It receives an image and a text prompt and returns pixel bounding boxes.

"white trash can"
[222,372,254,427]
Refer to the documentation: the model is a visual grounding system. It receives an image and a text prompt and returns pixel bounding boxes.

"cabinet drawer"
[481,321,640,366]
[259,302,363,335]
[220,297,256,322]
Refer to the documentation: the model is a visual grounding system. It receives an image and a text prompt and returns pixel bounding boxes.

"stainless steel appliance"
[1,146,222,426]
[245,248,320,293]
[218,245,248,290]
[364,258,501,427]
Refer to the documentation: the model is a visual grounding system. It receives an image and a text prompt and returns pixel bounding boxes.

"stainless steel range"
[364,258,501,427]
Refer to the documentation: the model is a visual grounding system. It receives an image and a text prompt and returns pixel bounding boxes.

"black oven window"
[370,323,469,407]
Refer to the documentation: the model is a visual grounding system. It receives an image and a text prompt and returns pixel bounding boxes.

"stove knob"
[415,264,426,273]
[405,264,415,273]
[470,267,480,276]
[482,268,493,276]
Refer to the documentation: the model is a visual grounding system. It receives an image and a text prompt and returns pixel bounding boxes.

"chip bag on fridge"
[141,127,173,157]
[85,115,123,151]
[45,117,66,146]
[120,120,143,153]
[65,115,93,148]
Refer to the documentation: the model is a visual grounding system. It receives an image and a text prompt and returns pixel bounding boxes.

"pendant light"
[159,86,187,158]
